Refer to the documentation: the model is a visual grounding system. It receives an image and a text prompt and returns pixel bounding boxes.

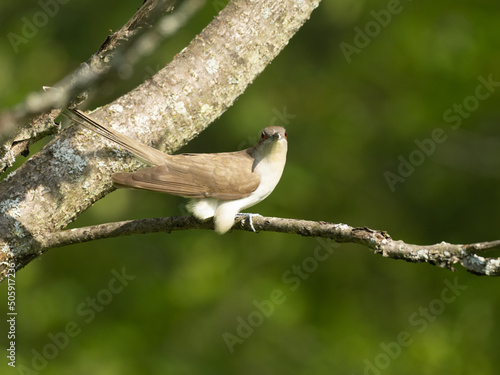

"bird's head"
[258,126,287,146]
[254,126,288,163]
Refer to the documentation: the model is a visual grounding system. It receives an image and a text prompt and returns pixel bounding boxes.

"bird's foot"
[235,213,262,232]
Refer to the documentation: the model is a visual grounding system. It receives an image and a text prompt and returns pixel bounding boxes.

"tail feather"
[64,109,167,166]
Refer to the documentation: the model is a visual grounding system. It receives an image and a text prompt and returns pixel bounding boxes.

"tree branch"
[0,0,321,281]
[39,216,500,276]
[0,0,182,170]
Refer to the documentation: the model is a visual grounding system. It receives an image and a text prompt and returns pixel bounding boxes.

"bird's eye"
[261,131,266,140]
[284,131,287,139]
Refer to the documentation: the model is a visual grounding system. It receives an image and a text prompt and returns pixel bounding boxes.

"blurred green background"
[1,0,500,374]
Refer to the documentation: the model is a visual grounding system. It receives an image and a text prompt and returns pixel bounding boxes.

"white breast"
[238,140,287,210]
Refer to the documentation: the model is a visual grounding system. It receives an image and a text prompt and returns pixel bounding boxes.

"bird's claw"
[236,213,262,232]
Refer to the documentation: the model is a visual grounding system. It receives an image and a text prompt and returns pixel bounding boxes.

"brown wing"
[112,150,260,200]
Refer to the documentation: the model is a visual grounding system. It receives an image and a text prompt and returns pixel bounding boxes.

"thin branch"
[39,216,500,276]
[0,0,194,171]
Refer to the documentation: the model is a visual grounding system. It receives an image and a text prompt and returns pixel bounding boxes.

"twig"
[40,215,500,276]
[0,0,198,171]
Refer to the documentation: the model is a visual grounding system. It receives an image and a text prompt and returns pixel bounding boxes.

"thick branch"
[39,216,500,277]
[0,0,321,281]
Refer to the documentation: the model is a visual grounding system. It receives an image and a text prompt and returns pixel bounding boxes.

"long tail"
[64,109,167,166]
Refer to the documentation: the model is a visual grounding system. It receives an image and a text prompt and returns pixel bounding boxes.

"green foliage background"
[1,0,500,374]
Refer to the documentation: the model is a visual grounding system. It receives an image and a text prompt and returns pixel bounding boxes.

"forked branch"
[0,0,321,282]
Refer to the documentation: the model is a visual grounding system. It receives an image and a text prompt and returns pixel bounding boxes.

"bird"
[64,109,288,234]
